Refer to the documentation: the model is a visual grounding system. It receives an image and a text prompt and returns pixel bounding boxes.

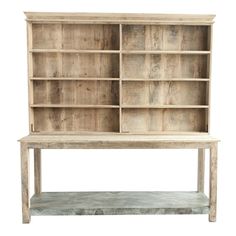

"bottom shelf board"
[30,191,209,216]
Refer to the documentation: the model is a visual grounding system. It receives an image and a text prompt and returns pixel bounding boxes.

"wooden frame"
[19,12,218,223]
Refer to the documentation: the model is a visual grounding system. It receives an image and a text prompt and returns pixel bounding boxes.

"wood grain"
[33,108,119,132]
[25,12,215,25]
[198,148,205,192]
[122,25,209,51]
[209,143,217,222]
[34,149,41,194]
[122,81,207,106]
[62,24,119,50]
[122,54,207,79]
[21,143,30,223]
[122,108,207,133]
[33,80,119,105]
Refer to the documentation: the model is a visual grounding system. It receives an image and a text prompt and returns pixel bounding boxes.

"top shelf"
[31,24,211,52]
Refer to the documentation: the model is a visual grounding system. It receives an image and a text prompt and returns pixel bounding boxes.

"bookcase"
[28,17,211,134]
[19,13,219,223]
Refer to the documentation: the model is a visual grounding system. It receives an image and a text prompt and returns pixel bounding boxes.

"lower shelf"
[30,191,209,216]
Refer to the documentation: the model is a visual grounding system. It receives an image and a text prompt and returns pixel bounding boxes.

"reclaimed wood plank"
[209,143,217,222]
[21,143,30,223]
[197,148,205,192]
[34,149,41,194]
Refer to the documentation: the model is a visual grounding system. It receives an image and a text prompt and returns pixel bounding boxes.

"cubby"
[20,13,218,223]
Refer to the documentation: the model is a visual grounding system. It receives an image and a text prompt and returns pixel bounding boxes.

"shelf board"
[30,191,209,216]
[30,49,120,54]
[122,50,210,55]
[31,104,119,108]
[30,77,120,81]
[30,49,210,55]
[31,104,208,109]
[122,105,209,109]
[122,78,210,82]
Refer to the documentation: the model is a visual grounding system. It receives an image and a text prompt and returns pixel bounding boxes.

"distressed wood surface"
[21,13,218,223]
[19,134,219,149]
[34,149,41,194]
[28,15,212,134]
[122,81,207,105]
[122,25,209,51]
[30,191,209,215]
[198,148,205,192]
[122,54,207,79]
[33,80,119,105]
[25,12,215,25]
[209,143,217,222]
[33,108,119,132]
[122,108,207,133]
[21,143,30,223]
[33,53,119,78]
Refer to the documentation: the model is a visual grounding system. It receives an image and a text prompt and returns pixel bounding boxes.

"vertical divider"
[58,23,63,77]
[27,22,34,133]
[58,23,64,131]
[119,24,123,133]
[207,25,212,133]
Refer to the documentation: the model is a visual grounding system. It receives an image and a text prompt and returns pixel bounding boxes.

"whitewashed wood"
[122,81,207,105]
[119,24,123,133]
[122,109,207,133]
[33,108,119,132]
[197,148,205,192]
[209,143,217,222]
[30,191,209,215]
[33,53,119,78]
[62,24,119,50]
[122,54,207,79]
[27,22,34,132]
[34,149,41,194]
[21,143,30,223]
[25,12,215,24]
[19,134,219,149]
[33,81,119,105]
[21,13,218,223]
[122,25,209,51]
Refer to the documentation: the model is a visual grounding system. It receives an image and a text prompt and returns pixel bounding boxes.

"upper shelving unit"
[26,13,214,134]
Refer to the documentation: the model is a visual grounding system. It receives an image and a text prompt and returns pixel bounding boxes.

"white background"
[0,0,235,235]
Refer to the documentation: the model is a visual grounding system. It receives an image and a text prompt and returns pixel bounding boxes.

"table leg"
[197,148,205,192]
[209,143,218,222]
[21,143,30,223]
[34,148,41,195]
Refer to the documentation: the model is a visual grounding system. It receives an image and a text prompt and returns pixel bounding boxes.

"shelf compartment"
[122,108,207,132]
[32,24,119,50]
[33,80,119,105]
[62,24,119,50]
[122,81,207,106]
[122,54,208,79]
[30,191,209,215]
[32,24,62,49]
[33,108,119,132]
[33,53,119,78]
[122,25,209,51]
